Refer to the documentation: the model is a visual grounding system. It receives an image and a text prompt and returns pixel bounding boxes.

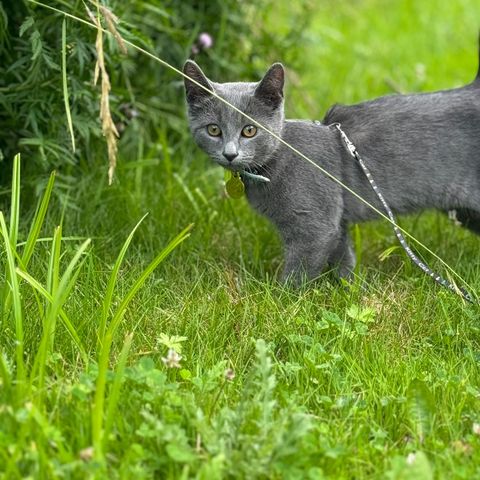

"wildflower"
[406,452,416,465]
[190,32,214,57]
[224,368,235,381]
[473,423,480,435]
[452,440,473,455]
[162,349,182,368]
[198,32,213,50]
[79,446,94,461]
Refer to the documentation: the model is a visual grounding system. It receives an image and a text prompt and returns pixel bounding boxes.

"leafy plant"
[0,154,191,471]
[1,1,480,478]
[156,333,188,354]
[0,0,313,184]
[406,379,435,443]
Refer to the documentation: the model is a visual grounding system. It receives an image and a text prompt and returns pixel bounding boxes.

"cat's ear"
[254,63,284,108]
[183,60,214,103]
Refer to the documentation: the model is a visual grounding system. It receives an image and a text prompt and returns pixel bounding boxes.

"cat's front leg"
[327,230,356,281]
[280,232,339,286]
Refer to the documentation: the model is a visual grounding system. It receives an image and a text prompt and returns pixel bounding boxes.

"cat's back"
[322,82,480,217]
[324,83,480,130]
[323,82,480,169]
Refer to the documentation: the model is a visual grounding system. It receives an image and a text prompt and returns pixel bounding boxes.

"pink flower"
[198,32,213,49]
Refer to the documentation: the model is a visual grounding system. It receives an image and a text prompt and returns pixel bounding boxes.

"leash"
[332,122,475,304]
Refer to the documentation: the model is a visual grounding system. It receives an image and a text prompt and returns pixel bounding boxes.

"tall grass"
[0,154,191,471]
[1,0,480,478]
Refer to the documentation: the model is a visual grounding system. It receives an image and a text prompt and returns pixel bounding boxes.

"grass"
[2,0,480,478]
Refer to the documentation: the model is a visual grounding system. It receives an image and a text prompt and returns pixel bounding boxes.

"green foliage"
[0,154,191,475]
[386,452,434,480]
[407,379,435,443]
[1,147,480,477]
[1,0,480,478]
[0,0,312,183]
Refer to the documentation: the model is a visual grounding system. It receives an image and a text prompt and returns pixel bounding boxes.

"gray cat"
[183,44,480,285]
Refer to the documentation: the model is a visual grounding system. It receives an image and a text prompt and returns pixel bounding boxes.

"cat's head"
[183,60,285,171]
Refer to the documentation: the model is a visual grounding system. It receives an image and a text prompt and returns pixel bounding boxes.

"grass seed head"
[88,1,127,185]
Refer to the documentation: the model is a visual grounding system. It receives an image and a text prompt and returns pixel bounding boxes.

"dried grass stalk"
[87,1,127,185]
[99,5,127,55]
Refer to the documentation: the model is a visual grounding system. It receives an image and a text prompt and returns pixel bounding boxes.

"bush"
[0,0,313,184]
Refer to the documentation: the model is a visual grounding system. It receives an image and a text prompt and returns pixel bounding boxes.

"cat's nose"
[223,152,238,162]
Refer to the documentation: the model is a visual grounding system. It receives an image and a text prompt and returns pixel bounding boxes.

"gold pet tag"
[225,171,245,199]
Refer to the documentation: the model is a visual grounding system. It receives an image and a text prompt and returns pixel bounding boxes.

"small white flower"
[162,349,182,368]
[224,368,235,381]
[406,452,416,465]
[79,446,94,461]
[473,423,480,435]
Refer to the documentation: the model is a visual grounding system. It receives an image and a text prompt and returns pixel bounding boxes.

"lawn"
[1,0,480,478]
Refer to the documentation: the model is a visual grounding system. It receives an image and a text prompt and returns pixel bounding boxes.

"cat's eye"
[242,125,257,138]
[207,124,221,137]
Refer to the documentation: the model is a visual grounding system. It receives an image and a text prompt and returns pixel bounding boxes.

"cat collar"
[242,170,270,183]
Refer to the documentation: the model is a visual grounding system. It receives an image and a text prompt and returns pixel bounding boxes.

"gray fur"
[183,48,480,285]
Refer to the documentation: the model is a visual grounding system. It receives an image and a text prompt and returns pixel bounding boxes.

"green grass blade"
[46,225,62,348]
[2,163,54,326]
[159,129,172,202]
[173,173,200,216]
[353,224,362,277]
[1,154,21,326]
[108,224,193,336]
[0,352,11,392]
[52,238,91,309]
[47,225,62,294]
[33,263,87,400]
[0,211,25,395]
[102,332,133,450]
[9,154,20,248]
[15,267,87,362]
[92,224,193,459]
[21,170,56,268]
[99,213,148,348]
[62,18,76,152]
[407,379,435,443]
[25,236,90,402]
